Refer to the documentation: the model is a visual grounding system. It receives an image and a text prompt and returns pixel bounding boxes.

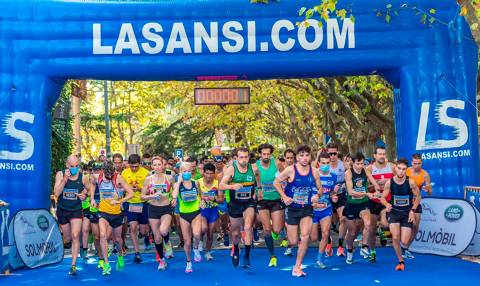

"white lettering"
[298,19,323,51]
[114,23,140,55]
[194,22,218,53]
[327,18,355,49]
[222,21,244,53]
[92,23,113,55]
[141,22,164,54]
[166,22,192,54]
[247,21,256,52]
[0,112,35,161]
[271,20,295,52]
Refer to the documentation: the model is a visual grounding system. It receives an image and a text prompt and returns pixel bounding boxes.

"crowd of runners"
[53,142,432,277]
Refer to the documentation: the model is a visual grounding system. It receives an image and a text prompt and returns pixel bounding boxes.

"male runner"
[311,152,337,268]
[282,148,296,256]
[219,147,258,268]
[54,155,91,276]
[404,153,431,259]
[343,152,381,264]
[255,143,284,267]
[381,158,421,270]
[121,154,150,263]
[365,146,395,262]
[274,145,322,277]
[326,143,347,257]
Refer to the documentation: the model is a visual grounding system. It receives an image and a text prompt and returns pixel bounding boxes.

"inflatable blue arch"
[0,0,478,214]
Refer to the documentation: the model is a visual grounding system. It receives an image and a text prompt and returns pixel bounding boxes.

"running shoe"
[205,252,214,261]
[158,259,167,271]
[80,248,88,260]
[292,267,307,277]
[268,256,277,267]
[175,241,185,248]
[243,257,251,268]
[315,260,327,269]
[346,252,354,264]
[369,251,376,263]
[68,265,78,277]
[223,234,230,247]
[185,261,193,273]
[360,247,370,259]
[134,253,142,263]
[354,234,362,242]
[284,247,293,256]
[198,240,204,252]
[402,249,415,259]
[164,242,174,259]
[144,236,152,251]
[336,246,345,257]
[395,262,405,271]
[97,259,105,269]
[325,243,333,257]
[116,255,125,271]
[193,248,202,262]
[112,243,118,255]
[102,263,112,276]
[232,250,240,267]
[280,239,288,247]
[272,232,280,241]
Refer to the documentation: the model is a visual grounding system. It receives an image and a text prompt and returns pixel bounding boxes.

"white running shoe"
[185,261,193,273]
[205,252,214,261]
[193,248,202,262]
[284,247,293,256]
[360,247,370,259]
[346,252,354,264]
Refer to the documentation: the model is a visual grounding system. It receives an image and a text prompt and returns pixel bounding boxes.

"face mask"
[262,158,270,164]
[320,165,330,173]
[69,167,79,176]
[182,171,192,181]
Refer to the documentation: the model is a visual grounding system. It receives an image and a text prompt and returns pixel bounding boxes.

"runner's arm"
[53,171,67,198]
[365,166,381,191]
[273,166,292,200]
[423,171,433,195]
[219,166,235,191]
[380,179,392,209]
[345,169,366,198]
[410,178,421,211]
[140,176,152,200]
[117,175,134,203]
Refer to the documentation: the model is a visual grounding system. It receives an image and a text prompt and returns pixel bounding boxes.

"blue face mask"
[320,165,330,173]
[70,167,79,176]
[182,171,192,181]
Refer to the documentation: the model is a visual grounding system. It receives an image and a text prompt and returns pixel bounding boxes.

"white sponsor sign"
[12,209,64,268]
[410,198,476,256]
[8,219,24,270]
[462,204,480,256]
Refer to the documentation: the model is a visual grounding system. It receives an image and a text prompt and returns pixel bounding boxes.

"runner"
[112,153,129,253]
[255,143,284,267]
[282,148,295,256]
[274,144,322,277]
[80,162,94,260]
[219,147,258,268]
[343,152,381,264]
[91,161,134,275]
[198,162,224,260]
[365,146,395,262]
[381,158,421,271]
[121,154,150,263]
[404,153,432,259]
[311,152,337,269]
[141,153,154,250]
[326,143,347,257]
[214,155,230,247]
[140,156,175,270]
[53,155,91,276]
[172,161,203,273]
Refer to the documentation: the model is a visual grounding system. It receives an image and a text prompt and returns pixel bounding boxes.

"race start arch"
[0,0,478,214]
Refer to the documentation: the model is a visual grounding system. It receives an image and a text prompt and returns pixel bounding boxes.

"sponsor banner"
[12,209,63,269]
[8,219,24,270]
[464,186,480,210]
[0,205,10,272]
[462,204,480,256]
[410,198,476,256]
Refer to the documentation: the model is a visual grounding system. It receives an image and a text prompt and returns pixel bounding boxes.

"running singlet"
[198,178,219,209]
[389,177,413,212]
[57,172,84,211]
[256,158,280,201]
[347,168,369,204]
[230,163,256,203]
[406,168,428,189]
[98,174,122,215]
[330,160,346,194]
[315,172,337,211]
[147,175,171,203]
[284,165,317,208]
[121,167,149,204]
[178,181,200,214]
[370,163,394,203]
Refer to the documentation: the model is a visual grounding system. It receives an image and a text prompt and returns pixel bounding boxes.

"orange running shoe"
[325,243,333,257]
[395,262,405,271]
[336,246,345,257]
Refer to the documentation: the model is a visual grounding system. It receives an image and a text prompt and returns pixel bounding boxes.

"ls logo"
[0,112,35,161]
[416,100,468,150]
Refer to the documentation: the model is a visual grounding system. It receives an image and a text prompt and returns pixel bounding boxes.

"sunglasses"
[329,152,338,156]
[142,162,152,166]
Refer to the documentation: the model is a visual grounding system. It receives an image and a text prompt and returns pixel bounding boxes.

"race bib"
[393,195,410,207]
[128,203,143,213]
[235,186,252,200]
[262,182,276,193]
[203,189,217,208]
[62,188,78,200]
[181,189,198,202]
[152,184,168,200]
[100,188,115,200]
[292,187,311,205]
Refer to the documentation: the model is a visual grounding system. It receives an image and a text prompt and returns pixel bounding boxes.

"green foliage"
[50,82,73,191]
